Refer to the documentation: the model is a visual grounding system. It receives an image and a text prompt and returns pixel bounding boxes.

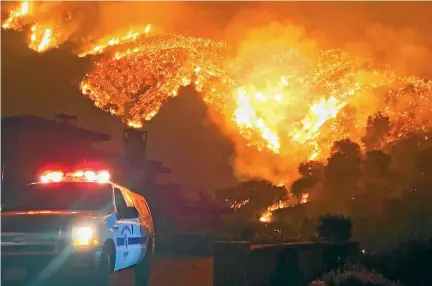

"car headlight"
[72,226,98,246]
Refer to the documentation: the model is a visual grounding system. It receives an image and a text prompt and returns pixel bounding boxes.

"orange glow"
[4,3,432,222]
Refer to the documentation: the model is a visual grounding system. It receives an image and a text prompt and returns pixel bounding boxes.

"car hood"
[1,210,98,233]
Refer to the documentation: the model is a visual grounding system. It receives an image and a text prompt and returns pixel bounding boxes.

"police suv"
[1,169,155,286]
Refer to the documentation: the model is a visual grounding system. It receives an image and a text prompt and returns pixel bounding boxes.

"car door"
[120,189,144,266]
[113,188,139,270]
[134,197,152,262]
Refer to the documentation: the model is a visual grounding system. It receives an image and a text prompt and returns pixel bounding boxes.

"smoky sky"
[2,2,432,198]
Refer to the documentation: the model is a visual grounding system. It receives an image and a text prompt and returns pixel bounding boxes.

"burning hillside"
[3,1,432,216]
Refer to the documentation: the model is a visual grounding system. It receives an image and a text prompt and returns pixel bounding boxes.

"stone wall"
[211,241,359,286]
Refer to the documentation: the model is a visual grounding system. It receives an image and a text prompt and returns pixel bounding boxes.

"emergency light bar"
[40,170,110,183]
[40,171,64,183]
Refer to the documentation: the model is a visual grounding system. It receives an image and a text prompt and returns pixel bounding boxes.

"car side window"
[99,187,115,215]
[114,188,138,220]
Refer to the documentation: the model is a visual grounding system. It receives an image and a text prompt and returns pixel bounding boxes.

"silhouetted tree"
[291,161,325,203]
[362,112,390,150]
[364,150,391,177]
[414,147,432,179]
[392,133,432,179]
[291,178,312,204]
[330,138,362,158]
[362,150,392,197]
[325,139,362,200]
[410,147,432,195]
[298,160,325,180]
[318,214,353,241]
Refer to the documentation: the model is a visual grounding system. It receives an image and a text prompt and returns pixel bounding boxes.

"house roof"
[1,114,110,142]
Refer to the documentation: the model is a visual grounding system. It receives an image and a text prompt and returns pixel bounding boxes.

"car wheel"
[134,240,152,286]
[93,245,114,286]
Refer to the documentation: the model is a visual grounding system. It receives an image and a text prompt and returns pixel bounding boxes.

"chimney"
[55,113,77,126]
[123,128,147,164]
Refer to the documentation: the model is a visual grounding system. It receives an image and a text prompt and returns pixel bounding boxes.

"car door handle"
[113,224,119,229]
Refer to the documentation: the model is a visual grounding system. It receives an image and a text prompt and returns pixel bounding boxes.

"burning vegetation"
[4,1,432,220]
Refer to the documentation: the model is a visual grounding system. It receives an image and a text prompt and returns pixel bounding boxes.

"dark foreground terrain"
[112,256,213,286]
[2,256,213,286]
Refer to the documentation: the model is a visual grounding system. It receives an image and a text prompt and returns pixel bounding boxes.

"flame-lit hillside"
[3,1,432,216]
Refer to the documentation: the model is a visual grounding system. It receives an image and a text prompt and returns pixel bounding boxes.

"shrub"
[311,269,402,286]
[241,224,256,241]
[361,239,432,286]
[215,232,238,241]
[318,214,353,241]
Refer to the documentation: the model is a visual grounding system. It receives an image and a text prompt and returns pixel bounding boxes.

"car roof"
[27,181,116,187]
[26,181,142,198]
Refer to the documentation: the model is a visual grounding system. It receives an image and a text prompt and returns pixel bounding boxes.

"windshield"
[3,182,113,211]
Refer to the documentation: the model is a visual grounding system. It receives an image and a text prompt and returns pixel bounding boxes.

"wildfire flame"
[227,199,250,210]
[2,1,29,30]
[29,24,57,53]
[259,193,309,223]
[2,1,59,53]
[4,2,432,219]
[78,24,152,57]
[127,120,144,129]
[235,87,281,153]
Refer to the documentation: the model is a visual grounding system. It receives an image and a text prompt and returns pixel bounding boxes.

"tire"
[134,240,153,286]
[92,244,114,286]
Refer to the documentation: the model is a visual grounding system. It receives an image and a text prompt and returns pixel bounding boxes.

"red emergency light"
[40,169,111,183]
[40,171,64,183]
